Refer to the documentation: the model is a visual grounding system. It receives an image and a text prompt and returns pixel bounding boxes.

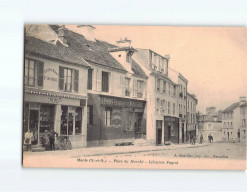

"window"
[208,124,212,130]
[87,105,93,125]
[162,100,166,113]
[160,58,164,72]
[125,78,131,96]
[137,80,144,98]
[230,122,233,128]
[242,119,246,127]
[102,71,109,92]
[60,106,82,135]
[168,102,170,115]
[163,81,166,93]
[156,98,160,113]
[25,58,44,87]
[173,103,175,115]
[156,78,160,92]
[223,122,226,128]
[87,69,93,90]
[173,85,176,96]
[126,52,132,63]
[59,67,79,92]
[105,107,112,126]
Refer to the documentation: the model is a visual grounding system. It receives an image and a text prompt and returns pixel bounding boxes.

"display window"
[60,106,82,136]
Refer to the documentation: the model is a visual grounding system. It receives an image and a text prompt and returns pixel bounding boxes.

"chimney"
[76,25,96,42]
[164,54,170,60]
[116,37,132,48]
[240,96,246,103]
[58,25,68,46]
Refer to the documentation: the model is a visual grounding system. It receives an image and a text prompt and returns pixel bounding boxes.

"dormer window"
[85,44,93,51]
[126,52,132,63]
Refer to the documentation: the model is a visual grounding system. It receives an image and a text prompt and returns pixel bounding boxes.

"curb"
[73,144,210,158]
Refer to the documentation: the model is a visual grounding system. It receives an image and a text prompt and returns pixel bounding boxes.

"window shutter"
[111,72,114,93]
[37,61,44,87]
[74,69,79,92]
[59,67,64,90]
[96,70,101,91]
[120,76,125,96]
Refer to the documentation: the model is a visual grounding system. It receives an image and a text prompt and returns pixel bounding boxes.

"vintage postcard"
[22,25,247,170]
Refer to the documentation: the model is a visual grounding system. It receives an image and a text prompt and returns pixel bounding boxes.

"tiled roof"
[25,36,90,67]
[222,102,240,113]
[131,60,147,78]
[49,25,127,72]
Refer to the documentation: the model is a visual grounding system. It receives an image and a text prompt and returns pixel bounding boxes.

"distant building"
[239,101,247,142]
[222,97,247,142]
[187,93,198,141]
[198,107,223,142]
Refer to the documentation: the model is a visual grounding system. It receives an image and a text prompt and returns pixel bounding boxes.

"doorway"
[156,120,162,145]
[29,109,39,145]
[182,123,185,143]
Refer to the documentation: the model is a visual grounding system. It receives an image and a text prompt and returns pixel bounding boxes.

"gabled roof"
[25,36,90,68]
[204,110,222,122]
[49,25,127,72]
[222,102,240,113]
[131,60,148,78]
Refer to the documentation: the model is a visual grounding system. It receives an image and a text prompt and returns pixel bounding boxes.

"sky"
[67,25,247,113]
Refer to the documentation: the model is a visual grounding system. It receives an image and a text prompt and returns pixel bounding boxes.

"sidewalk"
[23,142,210,158]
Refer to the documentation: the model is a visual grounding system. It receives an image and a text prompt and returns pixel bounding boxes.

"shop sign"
[48,96,62,104]
[44,68,58,82]
[101,96,144,109]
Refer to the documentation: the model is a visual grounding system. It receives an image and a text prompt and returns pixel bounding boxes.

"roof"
[240,102,247,107]
[25,36,90,68]
[203,110,222,122]
[222,102,240,113]
[49,25,127,72]
[131,60,148,78]
[151,71,175,84]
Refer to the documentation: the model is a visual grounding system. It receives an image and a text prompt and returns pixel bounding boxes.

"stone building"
[198,107,223,142]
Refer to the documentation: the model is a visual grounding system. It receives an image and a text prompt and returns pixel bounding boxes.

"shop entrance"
[29,109,39,145]
[182,123,185,143]
[135,113,143,139]
[156,120,162,145]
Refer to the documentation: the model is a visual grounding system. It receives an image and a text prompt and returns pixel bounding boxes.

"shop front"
[87,94,146,147]
[164,116,179,144]
[23,87,87,149]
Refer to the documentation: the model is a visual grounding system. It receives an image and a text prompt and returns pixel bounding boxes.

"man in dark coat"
[49,130,58,151]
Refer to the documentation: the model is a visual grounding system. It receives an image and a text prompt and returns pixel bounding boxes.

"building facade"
[187,93,198,141]
[24,26,89,149]
[222,97,247,142]
[198,107,223,142]
[133,49,180,145]
[239,101,247,142]
[168,68,188,144]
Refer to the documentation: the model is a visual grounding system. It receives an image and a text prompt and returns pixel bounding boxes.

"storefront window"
[105,107,112,126]
[61,106,82,135]
[40,104,55,133]
[75,107,82,135]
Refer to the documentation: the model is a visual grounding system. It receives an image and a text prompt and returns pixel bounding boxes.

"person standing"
[199,135,203,144]
[24,129,33,151]
[49,130,58,151]
[192,135,196,145]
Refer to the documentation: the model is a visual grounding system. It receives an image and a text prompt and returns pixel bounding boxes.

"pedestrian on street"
[49,130,58,151]
[192,135,196,145]
[24,129,33,151]
[199,134,203,144]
